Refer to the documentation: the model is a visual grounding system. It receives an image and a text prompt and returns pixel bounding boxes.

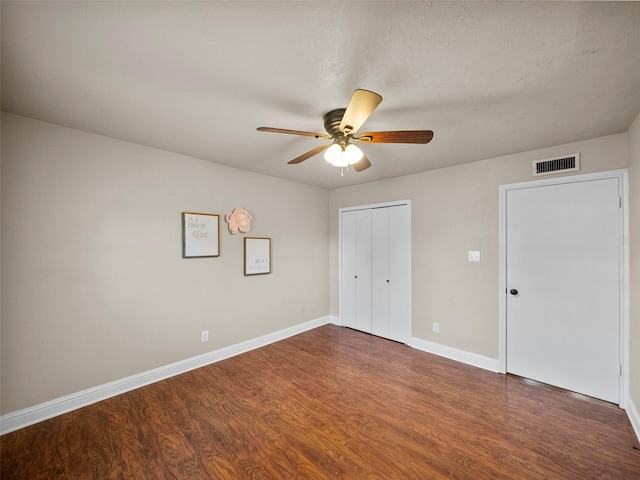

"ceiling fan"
[257,89,433,174]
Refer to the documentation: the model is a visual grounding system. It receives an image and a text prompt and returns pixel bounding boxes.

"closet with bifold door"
[340,201,411,343]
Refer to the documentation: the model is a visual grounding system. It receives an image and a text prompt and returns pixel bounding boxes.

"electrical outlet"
[433,322,440,333]
[201,330,209,342]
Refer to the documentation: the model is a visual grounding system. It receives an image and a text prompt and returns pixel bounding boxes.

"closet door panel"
[341,210,358,329]
[371,208,390,338]
[387,205,411,343]
[354,210,372,333]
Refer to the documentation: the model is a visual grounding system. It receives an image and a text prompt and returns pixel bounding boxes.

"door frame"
[498,169,629,407]
[339,200,413,343]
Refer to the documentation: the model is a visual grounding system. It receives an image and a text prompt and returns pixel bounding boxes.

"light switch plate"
[468,251,481,262]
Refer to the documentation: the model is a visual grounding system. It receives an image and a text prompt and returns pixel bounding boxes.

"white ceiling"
[2,1,640,190]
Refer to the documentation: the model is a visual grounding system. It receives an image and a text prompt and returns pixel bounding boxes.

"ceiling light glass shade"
[331,154,349,167]
[344,144,363,164]
[324,144,343,165]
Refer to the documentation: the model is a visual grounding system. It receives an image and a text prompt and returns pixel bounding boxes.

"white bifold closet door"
[342,204,411,343]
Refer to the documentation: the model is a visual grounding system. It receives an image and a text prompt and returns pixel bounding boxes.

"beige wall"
[329,134,629,358]
[1,113,330,414]
[2,110,637,418]
[628,111,640,408]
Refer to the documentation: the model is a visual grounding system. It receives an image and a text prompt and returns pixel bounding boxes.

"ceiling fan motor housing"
[323,109,347,137]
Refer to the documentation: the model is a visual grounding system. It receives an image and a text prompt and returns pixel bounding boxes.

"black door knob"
[510,289,519,295]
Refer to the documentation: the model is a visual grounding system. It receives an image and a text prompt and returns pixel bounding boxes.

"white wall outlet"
[201,330,209,342]
[468,251,481,262]
[433,322,440,333]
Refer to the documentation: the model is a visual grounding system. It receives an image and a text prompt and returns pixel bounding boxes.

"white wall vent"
[533,153,580,177]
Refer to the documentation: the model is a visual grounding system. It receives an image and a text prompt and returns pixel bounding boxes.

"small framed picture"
[244,237,271,275]
[182,212,220,258]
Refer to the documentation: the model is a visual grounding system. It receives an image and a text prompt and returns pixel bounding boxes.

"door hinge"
[620,364,623,376]
[619,197,622,208]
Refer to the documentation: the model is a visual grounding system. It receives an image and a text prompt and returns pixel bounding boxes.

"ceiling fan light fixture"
[324,143,345,166]
[332,154,349,168]
[344,144,363,164]
[324,142,362,168]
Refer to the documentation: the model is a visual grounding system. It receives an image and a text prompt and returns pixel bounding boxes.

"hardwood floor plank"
[2,325,639,479]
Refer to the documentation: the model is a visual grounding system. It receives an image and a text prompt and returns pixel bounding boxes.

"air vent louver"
[533,153,580,176]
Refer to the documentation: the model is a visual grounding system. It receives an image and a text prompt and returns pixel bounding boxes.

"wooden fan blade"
[287,144,331,164]
[257,127,330,139]
[356,130,434,144]
[339,89,383,135]
[352,154,372,172]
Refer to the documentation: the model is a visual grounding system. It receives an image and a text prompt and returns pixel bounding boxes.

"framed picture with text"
[244,237,271,275]
[182,212,220,258]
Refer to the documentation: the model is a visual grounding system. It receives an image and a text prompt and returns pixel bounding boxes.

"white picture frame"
[244,237,271,275]
[182,212,220,258]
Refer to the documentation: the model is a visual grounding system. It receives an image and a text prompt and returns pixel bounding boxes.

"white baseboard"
[626,396,640,443]
[0,316,331,435]
[409,337,501,373]
[6,319,634,443]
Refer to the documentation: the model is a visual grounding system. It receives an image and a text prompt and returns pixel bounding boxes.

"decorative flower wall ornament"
[225,207,252,234]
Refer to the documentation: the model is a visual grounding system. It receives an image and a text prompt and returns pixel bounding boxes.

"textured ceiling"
[2,1,640,190]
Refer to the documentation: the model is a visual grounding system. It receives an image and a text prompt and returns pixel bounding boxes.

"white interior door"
[506,177,621,403]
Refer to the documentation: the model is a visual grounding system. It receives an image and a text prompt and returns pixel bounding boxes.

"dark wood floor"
[2,325,639,479]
